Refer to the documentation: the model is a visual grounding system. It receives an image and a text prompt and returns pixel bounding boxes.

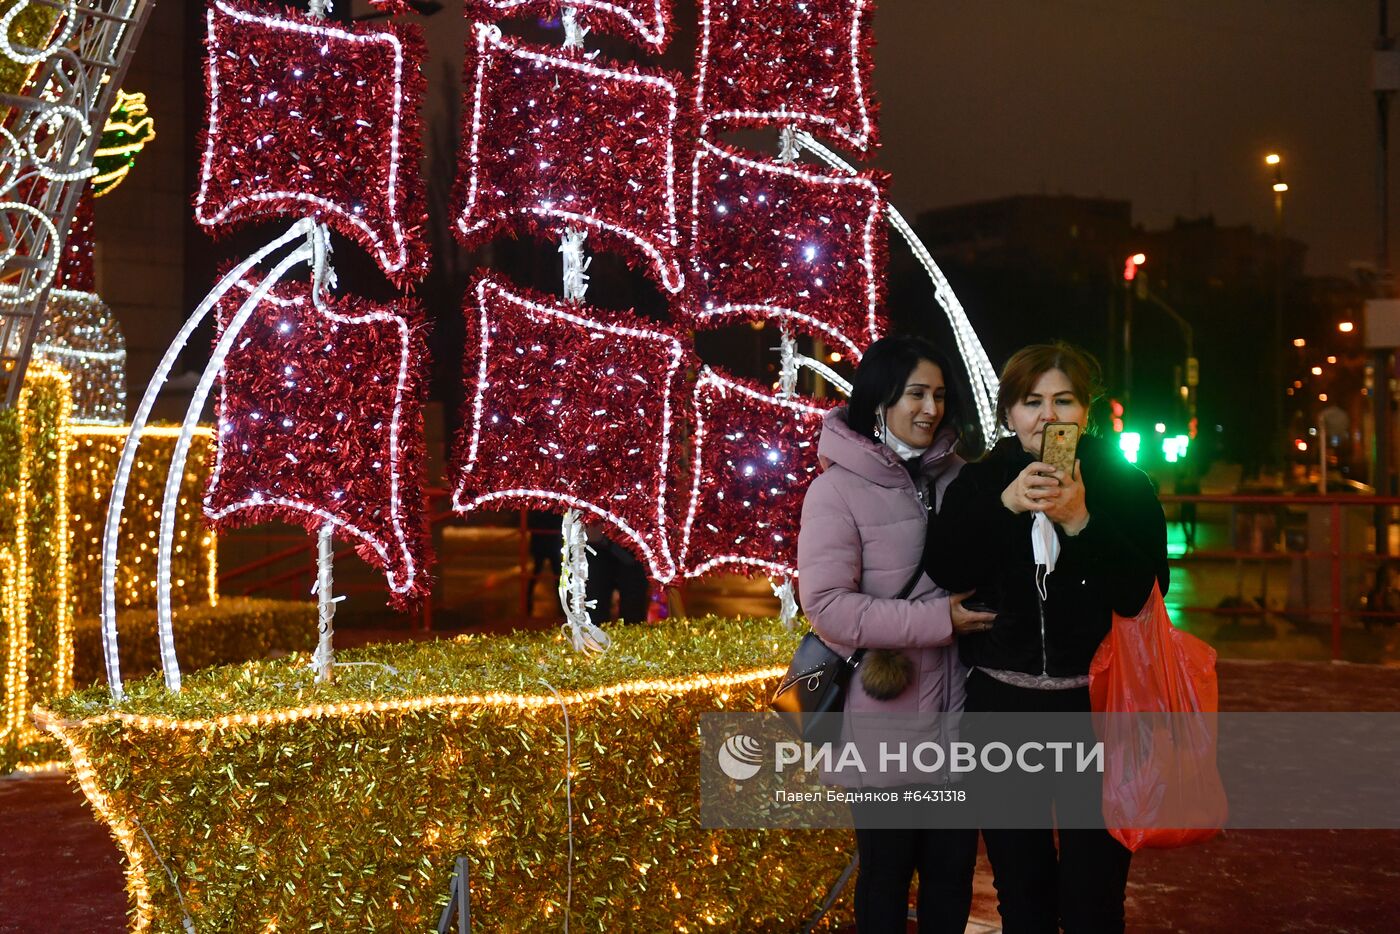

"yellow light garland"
[67,425,217,616]
[1,364,71,763]
[39,618,856,932]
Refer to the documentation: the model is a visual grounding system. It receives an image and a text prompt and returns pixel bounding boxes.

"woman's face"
[884,359,946,449]
[1007,367,1087,456]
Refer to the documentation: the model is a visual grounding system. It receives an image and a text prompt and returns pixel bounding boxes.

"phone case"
[1040,422,1080,477]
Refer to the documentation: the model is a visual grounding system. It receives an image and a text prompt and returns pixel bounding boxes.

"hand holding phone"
[1040,421,1081,480]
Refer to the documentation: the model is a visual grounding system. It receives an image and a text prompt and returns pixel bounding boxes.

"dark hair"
[848,334,976,452]
[995,341,1104,433]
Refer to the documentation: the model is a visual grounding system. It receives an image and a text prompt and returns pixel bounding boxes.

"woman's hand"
[1044,459,1090,535]
[950,591,996,635]
[1000,462,1059,514]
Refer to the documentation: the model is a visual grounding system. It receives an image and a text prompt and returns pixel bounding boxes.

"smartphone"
[1039,421,1081,479]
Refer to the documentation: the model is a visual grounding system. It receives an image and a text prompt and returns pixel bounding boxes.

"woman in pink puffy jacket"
[797,334,995,933]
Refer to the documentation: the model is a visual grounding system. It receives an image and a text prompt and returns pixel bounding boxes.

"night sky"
[871,0,1388,280]
[394,0,1393,281]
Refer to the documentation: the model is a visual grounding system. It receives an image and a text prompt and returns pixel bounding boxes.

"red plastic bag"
[1088,582,1227,851]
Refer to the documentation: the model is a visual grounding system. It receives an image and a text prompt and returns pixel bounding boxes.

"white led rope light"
[0,127,22,195]
[689,138,883,353]
[0,202,62,306]
[0,0,78,65]
[154,229,319,692]
[458,24,684,294]
[22,103,97,182]
[455,277,684,584]
[679,366,826,580]
[793,353,852,396]
[793,130,1002,444]
[99,218,316,699]
[695,0,874,152]
[195,1,416,278]
[480,0,669,49]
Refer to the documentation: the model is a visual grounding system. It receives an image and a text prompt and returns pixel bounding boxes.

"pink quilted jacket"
[797,407,968,777]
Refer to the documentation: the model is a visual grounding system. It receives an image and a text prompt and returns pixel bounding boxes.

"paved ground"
[3,658,1398,933]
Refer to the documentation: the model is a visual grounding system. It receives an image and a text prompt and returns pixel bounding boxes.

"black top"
[926,434,1169,678]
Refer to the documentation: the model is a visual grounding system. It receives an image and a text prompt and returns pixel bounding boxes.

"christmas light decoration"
[36,617,855,932]
[27,288,127,424]
[680,367,831,580]
[195,0,430,284]
[452,275,688,584]
[695,0,878,153]
[454,23,686,294]
[0,363,71,767]
[0,0,60,101]
[793,129,1002,444]
[102,219,317,699]
[461,0,674,51]
[92,88,157,199]
[687,137,888,361]
[68,425,218,617]
[205,269,430,608]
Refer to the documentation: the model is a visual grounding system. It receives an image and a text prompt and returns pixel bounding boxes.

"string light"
[680,367,831,579]
[455,23,685,294]
[36,618,853,931]
[0,0,77,65]
[195,0,429,284]
[1,364,71,754]
[25,287,128,424]
[102,219,320,700]
[92,89,157,199]
[695,0,877,153]
[69,426,218,616]
[454,275,687,583]
[688,137,887,360]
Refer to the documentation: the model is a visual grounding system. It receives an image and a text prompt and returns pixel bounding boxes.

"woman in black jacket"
[927,342,1168,934]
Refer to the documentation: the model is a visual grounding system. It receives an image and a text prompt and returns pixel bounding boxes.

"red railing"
[216,486,560,630]
[1159,493,1400,661]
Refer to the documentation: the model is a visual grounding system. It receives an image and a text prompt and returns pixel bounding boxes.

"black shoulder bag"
[770,559,926,744]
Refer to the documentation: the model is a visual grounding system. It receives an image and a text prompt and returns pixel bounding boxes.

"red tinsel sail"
[687,137,889,360]
[679,367,832,580]
[452,275,690,583]
[205,273,431,607]
[453,23,687,294]
[195,1,430,285]
[695,0,879,153]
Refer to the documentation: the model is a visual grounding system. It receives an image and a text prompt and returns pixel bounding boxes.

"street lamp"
[1266,152,1289,474]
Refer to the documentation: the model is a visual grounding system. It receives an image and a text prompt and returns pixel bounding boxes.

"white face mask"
[879,407,929,460]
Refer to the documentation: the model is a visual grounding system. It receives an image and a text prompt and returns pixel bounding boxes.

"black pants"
[964,669,1132,934]
[583,545,649,623]
[850,795,978,934]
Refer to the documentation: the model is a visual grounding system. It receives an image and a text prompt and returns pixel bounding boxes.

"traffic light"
[1119,431,1142,464]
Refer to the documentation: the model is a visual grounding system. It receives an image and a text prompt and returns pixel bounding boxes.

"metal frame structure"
[1,0,155,409]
